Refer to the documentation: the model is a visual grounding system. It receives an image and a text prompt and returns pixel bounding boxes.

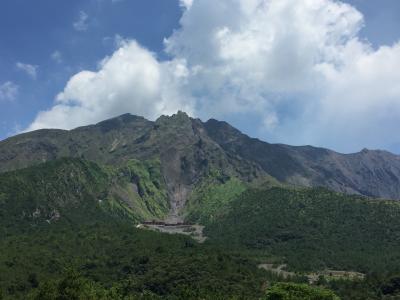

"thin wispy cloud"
[51,51,63,64]
[179,0,193,9]
[16,62,38,79]
[73,11,89,32]
[0,81,19,102]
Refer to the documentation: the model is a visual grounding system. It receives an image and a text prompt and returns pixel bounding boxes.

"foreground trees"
[265,283,340,300]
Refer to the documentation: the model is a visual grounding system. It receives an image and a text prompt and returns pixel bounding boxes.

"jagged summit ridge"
[1,111,400,200]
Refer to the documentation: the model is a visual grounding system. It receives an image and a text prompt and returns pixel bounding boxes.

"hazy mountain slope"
[0,114,154,172]
[1,112,400,201]
[204,119,400,199]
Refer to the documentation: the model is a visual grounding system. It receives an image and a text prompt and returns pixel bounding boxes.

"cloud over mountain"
[28,0,400,152]
[28,40,193,131]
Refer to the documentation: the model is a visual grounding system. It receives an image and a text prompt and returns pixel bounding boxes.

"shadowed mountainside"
[1,111,400,204]
[204,119,400,199]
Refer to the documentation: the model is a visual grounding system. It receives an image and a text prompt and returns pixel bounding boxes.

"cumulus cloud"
[28,0,400,152]
[0,81,18,102]
[27,41,193,131]
[306,42,400,151]
[73,11,89,32]
[16,62,38,79]
[168,0,365,109]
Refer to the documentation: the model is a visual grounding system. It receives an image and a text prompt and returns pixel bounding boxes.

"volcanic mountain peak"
[1,112,400,201]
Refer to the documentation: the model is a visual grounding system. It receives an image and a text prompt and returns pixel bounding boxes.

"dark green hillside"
[205,187,400,272]
[184,173,281,225]
[0,157,169,235]
[0,159,270,299]
[184,174,248,224]
[264,282,340,300]
[0,221,272,299]
[0,158,109,229]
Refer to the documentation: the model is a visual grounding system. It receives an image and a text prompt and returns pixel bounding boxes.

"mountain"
[1,157,400,299]
[204,119,400,199]
[1,111,400,204]
[0,157,170,231]
[3,112,400,299]
[0,158,271,299]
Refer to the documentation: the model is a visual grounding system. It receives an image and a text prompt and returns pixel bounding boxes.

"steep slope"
[204,119,400,199]
[148,113,263,221]
[0,158,170,233]
[1,111,400,202]
[0,112,264,221]
[0,114,154,171]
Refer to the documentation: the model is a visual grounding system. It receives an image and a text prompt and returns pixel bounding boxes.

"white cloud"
[165,0,400,152]
[51,51,63,63]
[179,0,193,9]
[27,0,400,152]
[305,42,400,151]
[0,81,19,102]
[16,62,38,79]
[73,11,89,32]
[27,40,193,131]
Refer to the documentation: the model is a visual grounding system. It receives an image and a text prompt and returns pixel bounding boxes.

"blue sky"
[0,0,181,136]
[1,0,400,154]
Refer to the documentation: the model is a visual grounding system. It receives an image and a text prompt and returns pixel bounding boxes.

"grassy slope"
[0,158,111,232]
[113,158,170,220]
[0,157,170,235]
[205,187,400,273]
[184,174,247,224]
[184,171,281,225]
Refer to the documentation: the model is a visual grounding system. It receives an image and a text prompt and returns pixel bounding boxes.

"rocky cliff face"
[1,111,400,201]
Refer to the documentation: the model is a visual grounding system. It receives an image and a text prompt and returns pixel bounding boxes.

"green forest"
[204,187,400,273]
[1,159,400,299]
